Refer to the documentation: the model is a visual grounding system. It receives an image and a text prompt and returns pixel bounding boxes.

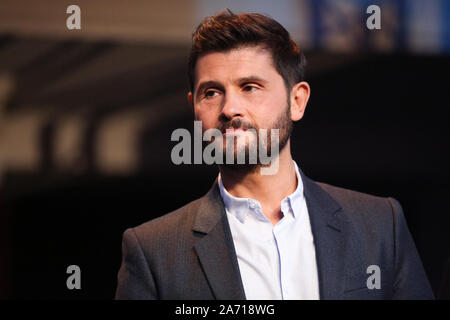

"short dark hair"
[187,9,306,94]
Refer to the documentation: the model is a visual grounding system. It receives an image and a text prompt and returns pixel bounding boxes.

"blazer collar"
[193,180,247,300]
[299,168,348,299]
[193,168,347,300]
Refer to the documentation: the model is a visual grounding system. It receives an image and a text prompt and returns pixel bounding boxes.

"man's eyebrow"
[195,80,223,96]
[236,76,268,85]
[195,76,268,96]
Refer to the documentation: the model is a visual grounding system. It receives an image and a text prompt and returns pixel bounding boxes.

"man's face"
[189,45,293,165]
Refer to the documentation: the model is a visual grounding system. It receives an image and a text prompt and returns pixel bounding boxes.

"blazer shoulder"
[316,181,389,205]
[315,181,397,225]
[131,196,203,244]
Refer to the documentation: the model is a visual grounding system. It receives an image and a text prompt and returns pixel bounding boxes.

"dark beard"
[217,102,292,173]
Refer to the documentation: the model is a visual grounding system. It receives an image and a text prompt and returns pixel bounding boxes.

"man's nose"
[220,90,246,120]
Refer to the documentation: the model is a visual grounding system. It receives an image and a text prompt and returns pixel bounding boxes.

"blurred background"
[0,0,449,299]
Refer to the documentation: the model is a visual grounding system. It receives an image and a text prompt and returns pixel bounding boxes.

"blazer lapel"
[193,181,246,300]
[300,169,348,299]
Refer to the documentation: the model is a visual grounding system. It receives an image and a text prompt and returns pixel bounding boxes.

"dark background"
[0,0,449,299]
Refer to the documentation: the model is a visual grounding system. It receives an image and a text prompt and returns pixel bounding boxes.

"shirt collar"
[218,161,304,223]
[218,175,253,223]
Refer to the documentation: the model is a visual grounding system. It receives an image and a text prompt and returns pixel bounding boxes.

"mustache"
[217,118,255,133]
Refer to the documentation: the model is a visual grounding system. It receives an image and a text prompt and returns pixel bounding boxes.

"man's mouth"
[222,127,247,135]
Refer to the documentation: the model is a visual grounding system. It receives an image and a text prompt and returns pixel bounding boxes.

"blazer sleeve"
[115,228,158,300]
[388,197,435,299]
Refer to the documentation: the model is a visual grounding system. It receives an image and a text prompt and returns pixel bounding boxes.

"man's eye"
[204,90,218,98]
[243,85,258,92]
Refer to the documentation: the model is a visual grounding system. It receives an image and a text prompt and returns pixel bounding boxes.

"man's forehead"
[197,45,272,68]
[194,45,276,86]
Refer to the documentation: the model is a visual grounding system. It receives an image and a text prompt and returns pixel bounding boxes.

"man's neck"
[219,144,297,225]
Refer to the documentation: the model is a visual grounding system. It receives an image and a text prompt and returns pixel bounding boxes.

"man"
[115,10,434,300]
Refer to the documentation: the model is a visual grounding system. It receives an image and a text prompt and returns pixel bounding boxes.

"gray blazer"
[115,169,434,299]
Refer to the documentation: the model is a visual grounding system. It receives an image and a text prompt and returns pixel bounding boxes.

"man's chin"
[218,162,260,174]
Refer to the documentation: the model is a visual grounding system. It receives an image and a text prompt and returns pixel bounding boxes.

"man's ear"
[289,81,310,122]
[187,91,193,106]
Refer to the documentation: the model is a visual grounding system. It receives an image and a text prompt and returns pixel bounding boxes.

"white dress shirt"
[218,161,320,300]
